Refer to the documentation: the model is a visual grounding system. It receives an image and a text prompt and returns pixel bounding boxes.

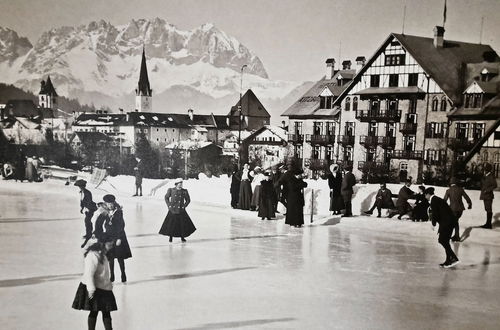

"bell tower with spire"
[135,47,152,112]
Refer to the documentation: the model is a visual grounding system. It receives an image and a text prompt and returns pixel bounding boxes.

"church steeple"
[135,47,152,112]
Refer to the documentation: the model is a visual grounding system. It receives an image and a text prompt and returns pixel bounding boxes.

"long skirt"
[238,181,252,210]
[330,193,344,212]
[107,235,132,260]
[285,203,304,227]
[258,198,276,219]
[159,210,196,238]
[72,282,117,312]
[250,185,261,210]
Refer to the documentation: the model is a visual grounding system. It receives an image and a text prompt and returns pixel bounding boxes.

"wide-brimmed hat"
[74,179,87,187]
[329,164,339,172]
[174,178,183,185]
[103,194,116,203]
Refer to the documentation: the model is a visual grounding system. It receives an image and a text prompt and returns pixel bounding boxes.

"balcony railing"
[400,123,417,134]
[337,135,355,146]
[359,136,396,149]
[287,134,304,144]
[448,138,476,152]
[391,150,424,160]
[355,110,402,122]
[358,161,390,171]
[305,134,336,145]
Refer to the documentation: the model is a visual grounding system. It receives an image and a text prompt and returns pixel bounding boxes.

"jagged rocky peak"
[0,26,33,63]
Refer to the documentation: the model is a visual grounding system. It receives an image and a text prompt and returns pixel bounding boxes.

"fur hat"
[174,178,183,185]
[74,179,87,187]
[103,194,116,203]
[330,164,339,172]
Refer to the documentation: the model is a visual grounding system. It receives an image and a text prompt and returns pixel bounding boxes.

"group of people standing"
[327,164,356,217]
[230,163,310,227]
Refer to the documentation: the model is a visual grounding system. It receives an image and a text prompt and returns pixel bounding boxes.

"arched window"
[431,97,439,111]
[440,96,447,111]
[353,97,358,111]
[345,97,351,111]
[482,151,489,162]
[494,152,500,163]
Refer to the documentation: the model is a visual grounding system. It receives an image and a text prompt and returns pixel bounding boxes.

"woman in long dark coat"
[15,152,25,182]
[285,169,308,228]
[258,173,277,220]
[159,178,196,242]
[100,194,132,283]
[238,163,253,210]
[230,165,241,208]
[327,164,344,215]
[412,185,429,221]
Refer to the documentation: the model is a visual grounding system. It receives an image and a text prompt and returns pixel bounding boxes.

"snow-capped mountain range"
[0,19,311,120]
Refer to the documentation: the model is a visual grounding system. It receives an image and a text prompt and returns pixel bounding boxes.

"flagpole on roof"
[443,0,447,28]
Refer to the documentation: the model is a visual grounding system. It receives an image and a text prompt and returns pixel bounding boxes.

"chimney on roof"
[188,108,194,121]
[342,60,352,70]
[325,58,335,79]
[119,108,124,114]
[355,56,366,72]
[433,26,445,48]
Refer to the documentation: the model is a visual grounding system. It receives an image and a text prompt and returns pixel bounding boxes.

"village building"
[281,57,359,172]
[240,125,289,169]
[227,89,271,131]
[329,26,500,182]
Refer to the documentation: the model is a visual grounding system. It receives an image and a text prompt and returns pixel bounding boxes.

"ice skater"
[133,166,143,196]
[230,164,241,208]
[159,178,196,242]
[72,236,117,330]
[328,164,344,215]
[341,166,356,217]
[284,168,308,228]
[238,163,253,210]
[100,194,132,282]
[444,178,472,241]
[412,185,429,222]
[425,187,460,268]
[258,172,277,220]
[479,163,497,229]
[75,179,98,246]
[389,179,415,220]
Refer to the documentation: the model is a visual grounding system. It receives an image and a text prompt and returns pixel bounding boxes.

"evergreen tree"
[134,132,160,178]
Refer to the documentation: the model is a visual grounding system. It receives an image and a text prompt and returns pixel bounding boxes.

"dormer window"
[319,96,334,109]
[464,94,483,108]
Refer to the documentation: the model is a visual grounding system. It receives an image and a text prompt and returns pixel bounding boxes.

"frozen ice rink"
[1,180,500,330]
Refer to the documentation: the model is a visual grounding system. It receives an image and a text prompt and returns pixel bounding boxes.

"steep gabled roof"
[393,33,497,104]
[282,69,355,117]
[334,33,499,106]
[39,76,58,97]
[228,89,270,118]
[126,112,191,128]
[212,114,230,129]
[136,48,152,97]
[74,113,127,126]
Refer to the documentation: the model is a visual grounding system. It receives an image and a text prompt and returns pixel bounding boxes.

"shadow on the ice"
[173,317,295,329]
[0,217,81,223]
[125,267,256,285]
[132,234,290,244]
[0,273,81,288]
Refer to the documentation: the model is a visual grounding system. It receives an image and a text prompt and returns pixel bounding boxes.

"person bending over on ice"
[389,179,415,220]
[159,178,196,242]
[75,179,98,246]
[425,187,460,268]
[444,177,472,241]
[72,235,117,330]
[364,183,395,218]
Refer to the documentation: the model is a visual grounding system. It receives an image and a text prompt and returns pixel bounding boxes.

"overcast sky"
[0,0,499,82]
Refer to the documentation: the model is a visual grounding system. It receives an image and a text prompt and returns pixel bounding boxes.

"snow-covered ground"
[1,178,500,329]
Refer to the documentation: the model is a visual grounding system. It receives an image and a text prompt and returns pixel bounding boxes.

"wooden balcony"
[448,138,476,152]
[359,136,395,149]
[391,150,424,160]
[287,134,304,144]
[355,110,402,123]
[399,123,417,135]
[305,134,336,145]
[337,135,355,146]
[358,161,390,171]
